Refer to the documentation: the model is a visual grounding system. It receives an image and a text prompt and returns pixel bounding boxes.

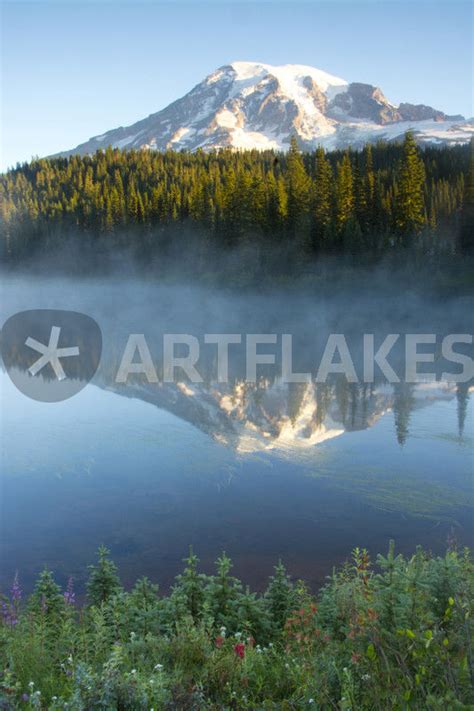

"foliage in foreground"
[0,542,473,710]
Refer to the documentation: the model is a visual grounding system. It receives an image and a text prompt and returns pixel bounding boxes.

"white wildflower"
[131,669,136,674]
[154,663,163,671]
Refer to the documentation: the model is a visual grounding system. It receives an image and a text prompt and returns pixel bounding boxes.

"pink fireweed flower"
[11,572,22,603]
[64,577,75,606]
[1,572,22,626]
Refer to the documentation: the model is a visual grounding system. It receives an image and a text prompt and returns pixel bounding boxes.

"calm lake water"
[0,276,472,594]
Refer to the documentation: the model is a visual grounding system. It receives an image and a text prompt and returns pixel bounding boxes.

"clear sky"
[1,0,472,170]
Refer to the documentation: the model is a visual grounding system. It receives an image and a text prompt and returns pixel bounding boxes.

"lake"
[0,275,472,595]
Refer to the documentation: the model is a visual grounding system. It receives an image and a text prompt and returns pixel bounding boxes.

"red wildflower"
[234,642,245,659]
[214,635,224,648]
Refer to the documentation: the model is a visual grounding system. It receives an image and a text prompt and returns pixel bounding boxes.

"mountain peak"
[226,60,348,90]
[54,62,473,158]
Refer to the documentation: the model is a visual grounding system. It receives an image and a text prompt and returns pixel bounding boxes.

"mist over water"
[0,270,472,595]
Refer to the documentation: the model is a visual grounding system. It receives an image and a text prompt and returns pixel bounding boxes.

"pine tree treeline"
[0,133,470,264]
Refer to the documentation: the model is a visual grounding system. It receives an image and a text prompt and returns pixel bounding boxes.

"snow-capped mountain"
[106,377,458,456]
[57,61,473,155]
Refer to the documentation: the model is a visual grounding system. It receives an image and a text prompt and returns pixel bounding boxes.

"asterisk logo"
[25,326,80,381]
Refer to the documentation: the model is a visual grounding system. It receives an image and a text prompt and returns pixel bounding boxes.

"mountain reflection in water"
[0,276,472,595]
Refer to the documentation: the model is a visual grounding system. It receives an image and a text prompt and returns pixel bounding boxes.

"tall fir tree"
[335,151,354,235]
[312,146,333,249]
[459,138,474,253]
[86,545,122,606]
[286,136,310,237]
[395,131,427,240]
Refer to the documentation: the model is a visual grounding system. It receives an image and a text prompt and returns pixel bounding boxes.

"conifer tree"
[86,545,122,606]
[456,383,470,438]
[395,131,427,239]
[205,552,242,629]
[335,151,354,234]
[171,547,208,621]
[264,559,295,632]
[393,382,415,446]
[30,569,65,620]
[286,136,310,236]
[313,146,333,249]
[459,138,474,253]
[235,586,271,641]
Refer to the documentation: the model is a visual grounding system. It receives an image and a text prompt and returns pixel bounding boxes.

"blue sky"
[1,0,472,170]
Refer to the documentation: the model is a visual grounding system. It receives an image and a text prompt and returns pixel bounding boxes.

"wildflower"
[235,631,242,639]
[12,572,22,603]
[63,577,75,606]
[234,642,245,659]
[28,682,35,688]
[220,625,226,637]
[2,573,22,626]
[21,694,29,702]
[131,669,136,674]
[214,635,225,648]
[362,673,371,681]
[1,600,16,626]
[309,700,314,705]
[154,663,163,671]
